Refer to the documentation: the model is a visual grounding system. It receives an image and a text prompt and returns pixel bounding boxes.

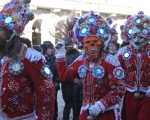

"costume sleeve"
[26,59,55,120]
[56,57,79,81]
[118,54,125,69]
[97,62,125,111]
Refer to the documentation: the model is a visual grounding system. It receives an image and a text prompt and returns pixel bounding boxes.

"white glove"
[89,103,102,116]
[146,88,150,97]
[55,41,66,58]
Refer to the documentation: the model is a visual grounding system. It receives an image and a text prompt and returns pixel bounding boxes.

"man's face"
[83,36,103,58]
[0,27,7,47]
[129,35,148,50]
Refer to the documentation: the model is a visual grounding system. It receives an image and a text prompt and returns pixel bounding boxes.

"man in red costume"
[55,11,125,120]
[118,11,150,120]
[0,0,55,119]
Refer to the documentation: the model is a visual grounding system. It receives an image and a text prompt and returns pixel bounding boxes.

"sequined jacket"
[118,44,150,93]
[56,51,125,113]
[0,44,55,120]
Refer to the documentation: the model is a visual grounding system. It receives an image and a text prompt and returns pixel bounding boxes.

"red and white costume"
[0,44,55,120]
[118,11,150,120]
[56,52,125,120]
[118,44,150,120]
[0,0,55,119]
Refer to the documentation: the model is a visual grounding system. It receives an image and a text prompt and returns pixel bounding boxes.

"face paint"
[83,36,103,58]
[129,35,148,50]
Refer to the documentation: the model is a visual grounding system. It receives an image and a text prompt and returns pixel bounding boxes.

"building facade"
[0,0,149,45]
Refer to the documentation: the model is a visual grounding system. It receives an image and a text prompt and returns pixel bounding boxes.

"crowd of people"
[0,0,150,120]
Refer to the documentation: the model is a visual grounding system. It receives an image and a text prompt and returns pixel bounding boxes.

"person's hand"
[89,103,102,116]
[55,41,66,58]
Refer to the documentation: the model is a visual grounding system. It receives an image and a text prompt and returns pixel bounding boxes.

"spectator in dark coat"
[40,42,60,120]
[61,43,83,120]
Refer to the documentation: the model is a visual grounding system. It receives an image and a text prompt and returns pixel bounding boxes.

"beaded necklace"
[78,52,106,103]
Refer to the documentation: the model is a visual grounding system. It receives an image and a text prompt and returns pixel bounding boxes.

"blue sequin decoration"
[92,66,104,79]
[113,67,124,79]
[41,65,52,77]
[141,28,148,37]
[122,51,131,60]
[147,51,150,58]
[78,65,87,78]
[127,28,133,37]
[87,17,96,23]
[9,61,24,75]
[79,26,89,36]
[135,18,141,24]
[98,28,106,37]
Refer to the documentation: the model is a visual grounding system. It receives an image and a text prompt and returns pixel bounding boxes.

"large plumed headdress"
[121,11,150,42]
[50,11,76,47]
[72,11,113,47]
[0,0,34,41]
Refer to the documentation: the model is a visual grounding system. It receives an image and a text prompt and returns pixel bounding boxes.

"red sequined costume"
[118,44,150,120]
[56,52,125,120]
[0,44,55,120]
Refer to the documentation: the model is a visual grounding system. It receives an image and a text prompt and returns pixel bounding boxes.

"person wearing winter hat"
[0,0,55,120]
[118,11,150,120]
[55,11,125,120]
[33,45,43,53]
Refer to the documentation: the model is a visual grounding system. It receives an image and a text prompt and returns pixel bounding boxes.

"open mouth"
[135,42,141,45]
[88,48,98,53]
[135,42,141,46]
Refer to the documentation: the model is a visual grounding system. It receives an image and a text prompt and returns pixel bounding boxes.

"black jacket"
[61,48,81,100]
[61,48,83,111]
[66,48,81,65]
[45,55,60,85]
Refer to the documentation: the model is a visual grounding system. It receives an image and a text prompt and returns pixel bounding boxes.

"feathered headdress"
[50,11,76,46]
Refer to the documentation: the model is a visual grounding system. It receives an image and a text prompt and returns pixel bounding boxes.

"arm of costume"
[96,55,125,112]
[56,57,79,81]
[26,48,55,120]
[55,41,80,81]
